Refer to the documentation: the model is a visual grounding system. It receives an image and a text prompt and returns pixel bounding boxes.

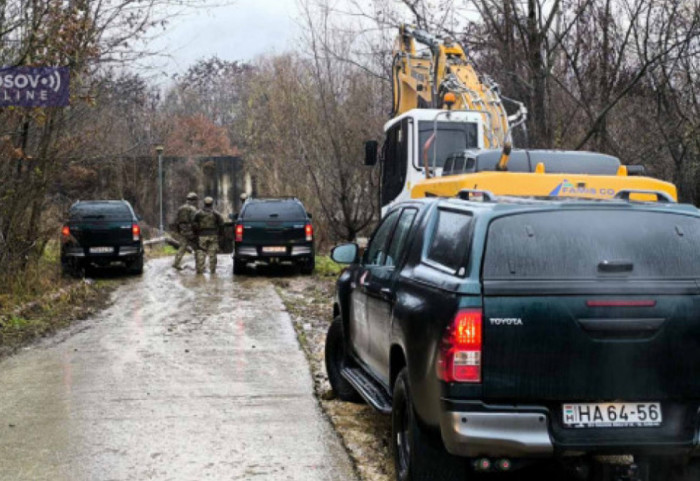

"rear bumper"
[440,402,700,458]
[234,244,313,261]
[440,411,553,457]
[62,245,142,261]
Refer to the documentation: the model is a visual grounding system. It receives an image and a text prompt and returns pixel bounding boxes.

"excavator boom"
[392,24,525,149]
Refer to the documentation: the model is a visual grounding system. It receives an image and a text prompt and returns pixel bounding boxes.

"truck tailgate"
[482,291,700,401]
[480,208,700,402]
[242,221,307,245]
[70,221,134,246]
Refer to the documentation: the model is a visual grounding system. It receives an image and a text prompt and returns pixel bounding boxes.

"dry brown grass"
[0,241,117,357]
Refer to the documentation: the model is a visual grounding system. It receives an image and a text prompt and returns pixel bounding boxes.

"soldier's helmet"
[204,196,214,206]
[186,192,198,201]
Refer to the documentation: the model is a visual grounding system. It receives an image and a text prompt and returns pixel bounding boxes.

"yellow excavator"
[365,25,677,213]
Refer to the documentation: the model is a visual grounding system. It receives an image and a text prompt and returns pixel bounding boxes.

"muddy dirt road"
[0,257,356,481]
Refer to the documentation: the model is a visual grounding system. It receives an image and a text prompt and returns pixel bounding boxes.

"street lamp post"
[155,145,164,235]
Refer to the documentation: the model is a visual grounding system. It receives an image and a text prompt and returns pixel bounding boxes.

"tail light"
[132,224,141,242]
[235,224,244,242]
[61,225,70,238]
[305,223,313,242]
[437,309,482,383]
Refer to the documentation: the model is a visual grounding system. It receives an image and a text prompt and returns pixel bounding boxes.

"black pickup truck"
[325,193,700,481]
[60,200,144,276]
[232,197,315,275]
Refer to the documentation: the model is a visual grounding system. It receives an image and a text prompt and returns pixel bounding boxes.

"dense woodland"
[2,0,700,290]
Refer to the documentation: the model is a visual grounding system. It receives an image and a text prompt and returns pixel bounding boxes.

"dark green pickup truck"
[232,197,314,275]
[326,192,700,481]
[60,200,144,276]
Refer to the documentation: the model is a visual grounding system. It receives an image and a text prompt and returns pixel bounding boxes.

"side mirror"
[306,212,313,219]
[136,214,143,221]
[364,140,379,166]
[229,212,238,220]
[331,243,359,265]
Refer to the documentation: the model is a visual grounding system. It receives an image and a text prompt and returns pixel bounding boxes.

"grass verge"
[0,241,120,358]
[315,255,343,277]
[146,242,178,259]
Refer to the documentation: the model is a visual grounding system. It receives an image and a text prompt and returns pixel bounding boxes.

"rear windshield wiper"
[81,214,106,219]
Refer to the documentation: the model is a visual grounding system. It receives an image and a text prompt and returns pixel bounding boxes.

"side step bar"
[341,367,392,414]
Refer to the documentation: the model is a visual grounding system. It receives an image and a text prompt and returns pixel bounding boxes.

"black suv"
[60,200,144,276]
[325,193,700,481]
[232,198,315,275]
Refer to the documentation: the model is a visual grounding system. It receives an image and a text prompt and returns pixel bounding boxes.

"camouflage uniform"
[172,193,199,270]
[193,198,224,274]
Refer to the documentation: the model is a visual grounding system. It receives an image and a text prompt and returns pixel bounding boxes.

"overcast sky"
[145,0,301,78]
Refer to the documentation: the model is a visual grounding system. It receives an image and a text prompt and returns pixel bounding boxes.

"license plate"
[563,402,662,428]
[89,246,114,254]
[262,246,286,253]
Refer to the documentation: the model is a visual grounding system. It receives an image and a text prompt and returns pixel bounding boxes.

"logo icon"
[42,69,63,92]
[549,179,575,196]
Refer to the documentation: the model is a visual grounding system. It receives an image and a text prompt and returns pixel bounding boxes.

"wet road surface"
[0,257,357,481]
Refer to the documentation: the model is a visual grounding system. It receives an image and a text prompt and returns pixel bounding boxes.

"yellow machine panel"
[412,171,678,202]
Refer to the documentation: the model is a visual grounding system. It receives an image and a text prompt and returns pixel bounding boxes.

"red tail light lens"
[437,309,482,383]
[305,223,313,242]
[61,225,70,238]
[235,224,244,242]
[132,224,141,242]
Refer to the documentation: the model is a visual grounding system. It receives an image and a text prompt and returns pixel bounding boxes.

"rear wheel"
[649,457,700,481]
[126,254,144,275]
[62,258,85,278]
[324,316,362,402]
[392,368,468,481]
[300,256,315,275]
[233,258,246,275]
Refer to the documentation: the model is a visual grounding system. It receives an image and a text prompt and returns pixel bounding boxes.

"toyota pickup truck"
[232,197,315,275]
[60,200,144,276]
[325,192,700,481]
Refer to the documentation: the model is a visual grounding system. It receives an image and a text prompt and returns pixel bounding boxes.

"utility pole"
[155,144,164,235]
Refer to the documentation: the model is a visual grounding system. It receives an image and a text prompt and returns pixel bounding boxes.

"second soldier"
[193,197,224,274]
[172,192,199,270]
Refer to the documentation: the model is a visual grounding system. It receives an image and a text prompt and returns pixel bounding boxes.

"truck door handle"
[577,318,666,339]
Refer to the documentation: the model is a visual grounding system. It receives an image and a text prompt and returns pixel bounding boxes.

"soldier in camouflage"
[172,192,199,270]
[193,197,224,274]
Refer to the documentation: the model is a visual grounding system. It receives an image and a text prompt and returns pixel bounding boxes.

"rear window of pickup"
[70,203,132,221]
[483,209,700,280]
[242,202,306,221]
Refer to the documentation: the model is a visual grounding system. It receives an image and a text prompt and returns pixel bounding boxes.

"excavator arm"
[392,25,526,148]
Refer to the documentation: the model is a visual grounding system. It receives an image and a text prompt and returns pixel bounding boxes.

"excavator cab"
[373,109,486,213]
